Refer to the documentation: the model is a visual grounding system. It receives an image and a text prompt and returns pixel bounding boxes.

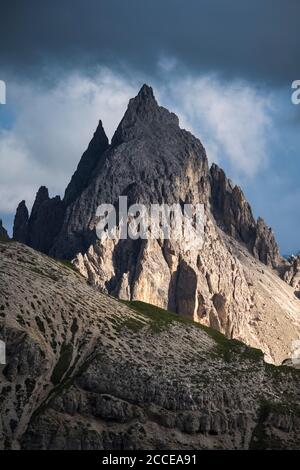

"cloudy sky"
[0,0,299,253]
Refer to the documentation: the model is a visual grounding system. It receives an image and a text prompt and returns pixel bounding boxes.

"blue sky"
[0,1,299,254]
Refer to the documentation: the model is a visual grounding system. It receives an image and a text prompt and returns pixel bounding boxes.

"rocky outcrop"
[13,201,29,243]
[0,220,9,242]
[210,163,255,241]
[209,163,281,267]
[13,187,65,254]
[26,186,65,254]
[64,120,109,206]
[283,255,300,298]
[252,217,281,266]
[1,242,300,450]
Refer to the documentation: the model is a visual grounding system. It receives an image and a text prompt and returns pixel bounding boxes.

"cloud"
[0,66,297,254]
[0,130,46,212]
[0,68,273,216]
[0,0,299,86]
[159,76,273,178]
[0,68,140,213]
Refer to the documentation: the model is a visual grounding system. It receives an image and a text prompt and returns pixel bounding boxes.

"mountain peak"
[137,83,155,101]
[111,84,179,146]
[128,83,158,114]
[13,200,29,243]
[64,120,109,206]
[93,119,108,141]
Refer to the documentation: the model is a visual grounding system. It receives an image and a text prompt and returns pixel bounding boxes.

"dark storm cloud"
[0,0,299,85]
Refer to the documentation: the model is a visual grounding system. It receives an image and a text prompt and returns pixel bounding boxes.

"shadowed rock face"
[0,220,9,242]
[284,255,300,294]
[1,242,300,450]
[209,163,280,267]
[13,201,28,243]
[13,187,65,254]
[12,85,298,358]
[63,120,109,206]
[28,187,65,254]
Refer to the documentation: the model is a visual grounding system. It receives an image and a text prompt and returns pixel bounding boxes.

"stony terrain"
[11,85,300,364]
[1,241,300,450]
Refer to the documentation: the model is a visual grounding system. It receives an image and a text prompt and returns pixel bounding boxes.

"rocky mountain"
[12,84,300,364]
[1,241,300,450]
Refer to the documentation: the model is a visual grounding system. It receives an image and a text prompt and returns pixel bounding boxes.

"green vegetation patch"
[32,351,104,421]
[35,316,46,335]
[117,316,146,332]
[203,328,263,363]
[0,235,10,243]
[250,399,300,449]
[71,317,79,341]
[16,314,26,327]
[28,266,58,282]
[58,259,78,273]
[50,342,74,385]
[121,300,196,333]
[265,361,300,381]
[121,300,264,363]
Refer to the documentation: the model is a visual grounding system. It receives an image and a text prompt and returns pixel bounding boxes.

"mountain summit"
[64,120,109,206]
[111,83,180,147]
[13,85,300,364]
